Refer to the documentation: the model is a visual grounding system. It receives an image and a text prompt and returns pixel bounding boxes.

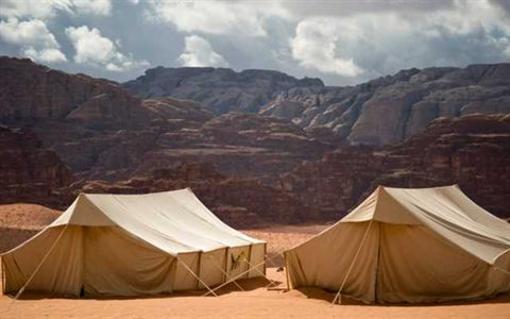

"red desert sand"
[1,204,510,319]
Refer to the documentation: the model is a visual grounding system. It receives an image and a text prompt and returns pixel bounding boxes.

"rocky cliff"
[0,57,335,184]
[0,126,73,206]
[278,114,510,220]
[1,57,509,226]
[124,63,510,146]
[265,64,510,146]
[0,56,147,128]
[123,66,323,114]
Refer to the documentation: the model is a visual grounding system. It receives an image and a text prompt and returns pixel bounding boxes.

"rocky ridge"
[1,57,509,227]
[124,63,510,146]
[123,66,323,114]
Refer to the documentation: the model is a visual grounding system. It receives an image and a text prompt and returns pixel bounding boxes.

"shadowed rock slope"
[278,114,510,220]
[0,126,72,206]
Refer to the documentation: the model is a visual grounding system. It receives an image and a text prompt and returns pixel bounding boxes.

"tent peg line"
[14,224,69,300]
[176,257,218,297]
[4,224,69,316]
[206,254,245,292]
[331,219,374,305]
[202,248,288,297]
[240,257,280,288]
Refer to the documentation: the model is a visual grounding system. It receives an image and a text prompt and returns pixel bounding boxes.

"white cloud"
[23,47,67,63]
[146,0,288,37]
[65,25,148,71]
[177,35,228,67]
[0,0,71,19]
[290,0,510,80]
[71,0,112,16]
[0,0,112,19]
[290,19,363,77]
[0,18,66,63]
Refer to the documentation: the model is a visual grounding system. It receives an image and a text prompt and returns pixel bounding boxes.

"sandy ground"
[0,204,60,230]
[1,205,510,318]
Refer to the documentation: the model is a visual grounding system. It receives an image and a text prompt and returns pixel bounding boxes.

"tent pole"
[1,256,5,295]
[246,244,253,279]
[14,224,69,300]
[284,252,291,291]
[332,219,374,305]
[176,256,217,297]
[264,243,268,275]
[196,251,203,290]
[223,247,229,282]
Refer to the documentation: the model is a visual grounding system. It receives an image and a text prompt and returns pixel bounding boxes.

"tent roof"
[335,185,510,265]
[50,188,264,255]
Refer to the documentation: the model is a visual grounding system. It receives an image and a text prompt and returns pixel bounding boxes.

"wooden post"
[196,251,203,289]
[223,247,229,282]
[246,244,253,278]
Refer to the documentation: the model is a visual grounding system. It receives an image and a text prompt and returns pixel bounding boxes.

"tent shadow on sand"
[4,276,282,301]
[289,287,510,307]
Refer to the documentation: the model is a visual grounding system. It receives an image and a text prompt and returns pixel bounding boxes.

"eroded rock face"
[0,126,73,206]
[0,56,146,127]
[135,112,336,180]
[1,57,508,226]
[123,66,324,114]
[265,65,510,145]
[123,63,510,146]
[278,114,510,220]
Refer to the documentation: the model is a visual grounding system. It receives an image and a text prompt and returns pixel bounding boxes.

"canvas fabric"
[285,185,510,303]
[1,189,265,296]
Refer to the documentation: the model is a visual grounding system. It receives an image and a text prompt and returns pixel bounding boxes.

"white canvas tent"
[284,185,510,304]
[1,189,266,297]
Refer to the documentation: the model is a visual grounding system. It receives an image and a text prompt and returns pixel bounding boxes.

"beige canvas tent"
[1,189,266,297]
[284,185,510,304]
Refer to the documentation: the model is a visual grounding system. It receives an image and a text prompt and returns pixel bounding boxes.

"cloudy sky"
[1,0,509,85]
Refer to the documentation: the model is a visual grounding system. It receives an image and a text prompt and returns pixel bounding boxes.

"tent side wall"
[81,226,176,296]
[285,221,379,303]
[285,220,510,304]
[2,225,266,297]
[2,226,84,296]
[488,251,510,296]
[376,223,494,303]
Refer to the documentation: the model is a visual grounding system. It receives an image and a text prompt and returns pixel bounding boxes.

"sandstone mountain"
[0,57,147,128]
[0,57,335,183]
[80,114,510,224]
[123,66,323,114]
[0,126,72,206]
[278,114,510,220]
[0,56,509,227]
[125,64,510,146]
